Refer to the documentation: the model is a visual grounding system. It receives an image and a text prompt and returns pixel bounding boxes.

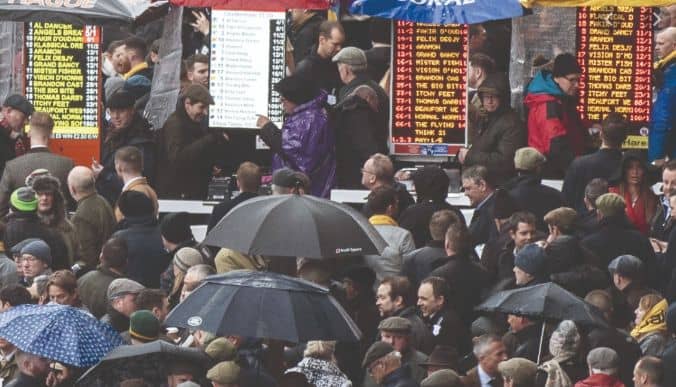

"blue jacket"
[649,58,676,161]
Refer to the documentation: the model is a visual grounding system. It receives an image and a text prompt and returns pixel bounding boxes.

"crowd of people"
[0,5,670,387]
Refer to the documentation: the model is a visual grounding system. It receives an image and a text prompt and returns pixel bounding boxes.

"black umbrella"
[475,282,608,364]
[76,340,209,386]
[164,270,362,343]
[0,0,166,25]
[475,282,607,327]
[204,194,387,258]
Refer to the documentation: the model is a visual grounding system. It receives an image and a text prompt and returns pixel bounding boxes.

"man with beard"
[156,84,229,199]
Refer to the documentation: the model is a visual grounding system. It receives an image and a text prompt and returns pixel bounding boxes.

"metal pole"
[537,321,546,364]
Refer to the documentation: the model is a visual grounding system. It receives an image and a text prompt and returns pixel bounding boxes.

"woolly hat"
[207,361,241,384]
[553,53,582,77]
[514,244,547,276]
[11,238,41,257]
[129,310,160,343]
[20,239,51,266]
[10,187,37,212]
[173,247,204,274]
[274,75,318,106]
[548,320,580,359]
[107,90,136,110]
[160,212,193,244]
[498,358,538,385]
[514,147,547,172]
[118,190,154,218]
[595,193,626,217]
[4,94,34,116]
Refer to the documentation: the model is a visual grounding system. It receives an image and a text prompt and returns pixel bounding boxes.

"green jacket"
[71,193,115,268]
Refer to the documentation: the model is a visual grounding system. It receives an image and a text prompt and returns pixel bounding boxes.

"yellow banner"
[521,0,673,7]
[623,135,649,149]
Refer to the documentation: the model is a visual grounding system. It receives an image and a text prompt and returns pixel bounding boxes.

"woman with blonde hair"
[167,247,204,308]
[286,340,352,387]
[631,293,669,356]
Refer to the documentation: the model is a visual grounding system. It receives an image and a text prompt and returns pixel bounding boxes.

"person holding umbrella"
[512,244,548,288]
[503,313,542,363]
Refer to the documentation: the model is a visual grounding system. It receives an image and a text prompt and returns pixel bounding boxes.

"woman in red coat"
[608,151,657,235]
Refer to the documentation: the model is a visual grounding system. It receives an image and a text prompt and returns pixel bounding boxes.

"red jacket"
[574,373,625,387]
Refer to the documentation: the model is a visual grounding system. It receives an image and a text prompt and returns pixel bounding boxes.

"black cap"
[107,90,136,110]
[4,94,34,116]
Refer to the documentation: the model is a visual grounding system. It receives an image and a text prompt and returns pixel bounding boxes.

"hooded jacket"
[630,298,668,356]
[261,90,336,198]
[524,70,587,176]
[465,73,526,176]
[648,50,676,162]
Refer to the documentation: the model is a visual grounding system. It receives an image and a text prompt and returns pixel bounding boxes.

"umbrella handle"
[537,321,546,364]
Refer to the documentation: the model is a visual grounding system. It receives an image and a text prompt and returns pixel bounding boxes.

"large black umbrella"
[475,282,608,363]
[204,194,387,258]
[76,340,209,386]
[0,0,166,25]
[164,270,362,343]
[475,282,607,327]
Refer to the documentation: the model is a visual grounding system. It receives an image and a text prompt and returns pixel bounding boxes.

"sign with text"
[24,22,100,141]
[209,10,285,129]
[576,6,652,148]
[391,21,468,156]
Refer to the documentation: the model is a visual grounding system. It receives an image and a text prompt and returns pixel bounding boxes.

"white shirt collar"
[478,365,495,387]
[30,144,48,149]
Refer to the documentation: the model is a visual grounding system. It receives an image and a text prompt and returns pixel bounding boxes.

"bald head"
[656,27,676,59]
[68,166,96,199]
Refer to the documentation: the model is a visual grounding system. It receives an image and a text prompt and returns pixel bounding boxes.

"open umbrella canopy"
[350,0,525,25]
[204,194,387,259]
[76,340,209,386]
[169,0,329,11]
[475,282,608,327]
[0,0,166,25]
[165,270,362,343]
[0,304,124,367]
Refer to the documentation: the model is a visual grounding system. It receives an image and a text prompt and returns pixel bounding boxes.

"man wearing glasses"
[524,53,593,178]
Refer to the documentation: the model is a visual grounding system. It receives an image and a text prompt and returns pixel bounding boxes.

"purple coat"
[272,91,336,198]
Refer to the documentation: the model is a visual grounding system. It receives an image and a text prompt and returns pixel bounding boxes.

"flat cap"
[514,147,547,171]
[595,193,625,217]
[378,316,412,334]
[205,337,237,362]
[207,361,241,384]
[608,254,643,279]
[332,47,367,67]
[587,347,619,371]
[498,358,538,385]
[544,207,577,230]
[4,94,34,116]
[421,369,463,387]
[362,341,394,368]
[183,84,214,105]
[107,278,145,300]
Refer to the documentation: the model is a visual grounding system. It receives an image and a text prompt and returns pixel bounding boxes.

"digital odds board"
[576,6,653,148]
[391,21,468,157]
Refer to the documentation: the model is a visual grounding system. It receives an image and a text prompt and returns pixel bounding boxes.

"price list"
[24,22,100,140]
[209,10,285,129]
[391,21,468,156]
[576,7,652,148]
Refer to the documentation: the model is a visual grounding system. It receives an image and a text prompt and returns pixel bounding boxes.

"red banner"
[168,0,329,11]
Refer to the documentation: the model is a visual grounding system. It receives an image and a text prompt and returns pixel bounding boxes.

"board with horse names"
[391,21,468,157]
[576,6,652,149]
